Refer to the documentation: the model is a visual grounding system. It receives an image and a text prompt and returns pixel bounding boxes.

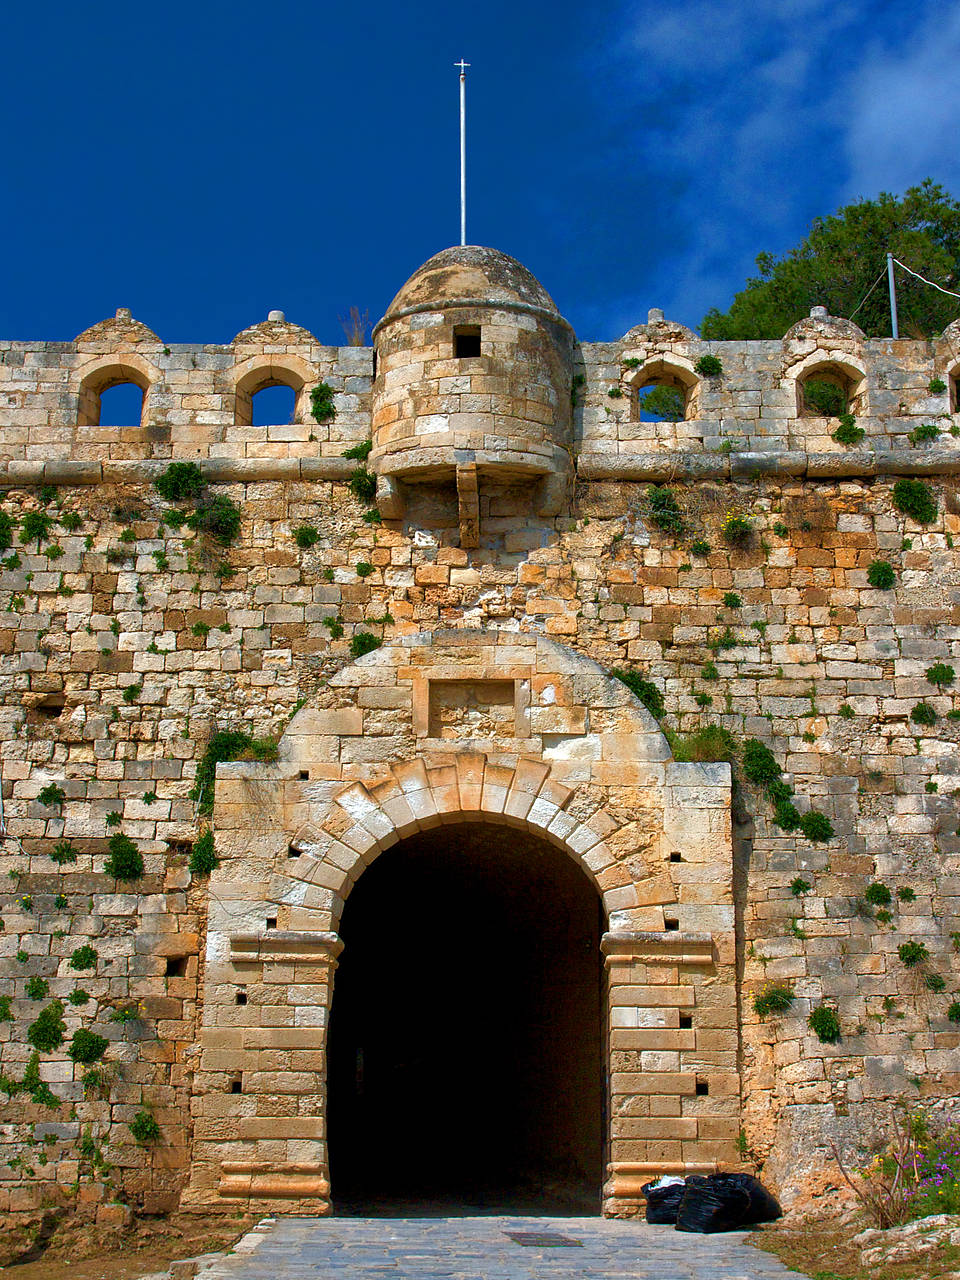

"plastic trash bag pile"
[642,1172,782,1233]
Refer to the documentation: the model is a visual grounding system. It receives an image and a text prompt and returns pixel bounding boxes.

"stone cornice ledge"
[601,930,715,966]
[230,931,343,964]
[577,448,960,482]
[0,457,356,487]
[4,448,959,487]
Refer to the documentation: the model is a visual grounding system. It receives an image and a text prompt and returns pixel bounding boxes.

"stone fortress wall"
[1,245,959,1219]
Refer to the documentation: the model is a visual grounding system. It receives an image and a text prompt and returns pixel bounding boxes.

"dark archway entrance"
[327,822,604,1214]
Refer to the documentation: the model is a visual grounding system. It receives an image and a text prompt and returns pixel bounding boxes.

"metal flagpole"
[887,252,899,339]
[455,59,470,246]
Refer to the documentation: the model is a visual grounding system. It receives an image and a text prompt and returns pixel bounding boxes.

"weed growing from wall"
[926,663,955,690]
[753,984,794,1018]
[27,1001,66,1052]
[892,478,937,523]
[68,1029,109,1064]
[129,1110,161,1143]
[611,667,665,718]
[310,383,337,424]
[104,833,144,881]
[808,1004,842,1043]
[191,731,278,815]
[294,525,319,549]
[37,784,65,809]
[155,462,204,501]
[911,702,938,727]
[694,354,723,377]
[349,632,382,659]
[867,560,896,589]
[645,486,684,537]
[833,413,865,445]
[69,945,98,971]
[908,423,940,446]
[189,829,218,877]
[348,468,376,502]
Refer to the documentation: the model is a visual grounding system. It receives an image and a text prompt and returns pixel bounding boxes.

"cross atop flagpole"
[455,59,470,246]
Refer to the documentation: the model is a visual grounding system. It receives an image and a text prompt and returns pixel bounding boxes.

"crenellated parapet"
[0,307,372,466]
[3,268,960,512]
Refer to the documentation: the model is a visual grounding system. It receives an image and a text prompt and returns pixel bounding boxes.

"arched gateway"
[183,632,739,1217]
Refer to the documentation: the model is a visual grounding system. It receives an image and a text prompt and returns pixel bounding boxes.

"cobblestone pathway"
[203,1215,808,1280]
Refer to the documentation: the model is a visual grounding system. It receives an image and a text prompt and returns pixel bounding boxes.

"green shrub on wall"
[104,833,144,881]
[155,462,204,501]
[753,984,794,1018]
[68,1029,109,1064]
[694,354,723,377]
[191,731,279,815]
[911,702,938,727]
[27,1001,66,1052]
[646,486,685,537]
[892,478,937,523]
[808,1005,842,1043]
[310,383,337,424]
[189,829,218,877]
[798,811,834,842]
[898,941,929,967]
[187,494,242,545]
[864,882,892,906]
[867,560,896,589]
[611,668,665,719]
[129,1109,161,1143]
[69,945,98,972]
[802,379,846,417]
[348,468,376,502]
[343,439,372,461]
[832,413,864,445]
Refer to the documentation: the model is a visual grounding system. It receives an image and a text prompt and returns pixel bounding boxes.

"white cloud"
[843,7,960,197]
[570,0,960,334]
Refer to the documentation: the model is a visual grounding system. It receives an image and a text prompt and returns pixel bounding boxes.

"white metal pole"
[887,252,899,339]
[456,59,469,246]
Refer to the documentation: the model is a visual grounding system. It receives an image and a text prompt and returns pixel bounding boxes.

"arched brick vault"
[283,752,679,931]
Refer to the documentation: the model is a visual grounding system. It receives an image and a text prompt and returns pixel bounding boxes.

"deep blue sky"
[3,0,959,345]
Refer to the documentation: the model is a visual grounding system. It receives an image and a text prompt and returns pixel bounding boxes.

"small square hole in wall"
[266,917,277,930]
[299,770,309,781]
[695,1078,709,1096]
[165,955,187,978]
[669,851,683,863]
[235,989,247,1006]
[679,1013,692,1030]
[287,843,301,859]
[664,918,679,932]
[36,695,66,720]
[454,325,481,358]
[229,1077,242,1095]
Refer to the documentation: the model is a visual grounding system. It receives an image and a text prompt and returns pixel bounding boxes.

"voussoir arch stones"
[249,630,732,932]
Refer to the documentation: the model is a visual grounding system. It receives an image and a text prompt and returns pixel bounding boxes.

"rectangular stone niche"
[426,679,518,739]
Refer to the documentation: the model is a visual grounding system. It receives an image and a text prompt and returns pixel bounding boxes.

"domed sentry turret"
[371,246,574,545]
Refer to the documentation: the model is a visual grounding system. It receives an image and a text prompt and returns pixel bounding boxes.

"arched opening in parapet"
[251,383,297,426]
[234,361,309,427]
[77,363,150,428]
[794,359,867,418]
[327,821,604,1215]
[628,358,698,423]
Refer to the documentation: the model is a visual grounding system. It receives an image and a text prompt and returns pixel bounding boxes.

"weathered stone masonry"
[1,245,959,1218]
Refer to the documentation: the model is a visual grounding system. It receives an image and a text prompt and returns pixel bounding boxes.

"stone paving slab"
[201,1216,808,1280]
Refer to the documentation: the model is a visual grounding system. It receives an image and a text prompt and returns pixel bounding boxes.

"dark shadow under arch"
[327,821,604,1216]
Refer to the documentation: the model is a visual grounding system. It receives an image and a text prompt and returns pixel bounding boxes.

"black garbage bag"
[675,1175,752,1233]
[717,1172,782,1224]
[641,1179,686,1225]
